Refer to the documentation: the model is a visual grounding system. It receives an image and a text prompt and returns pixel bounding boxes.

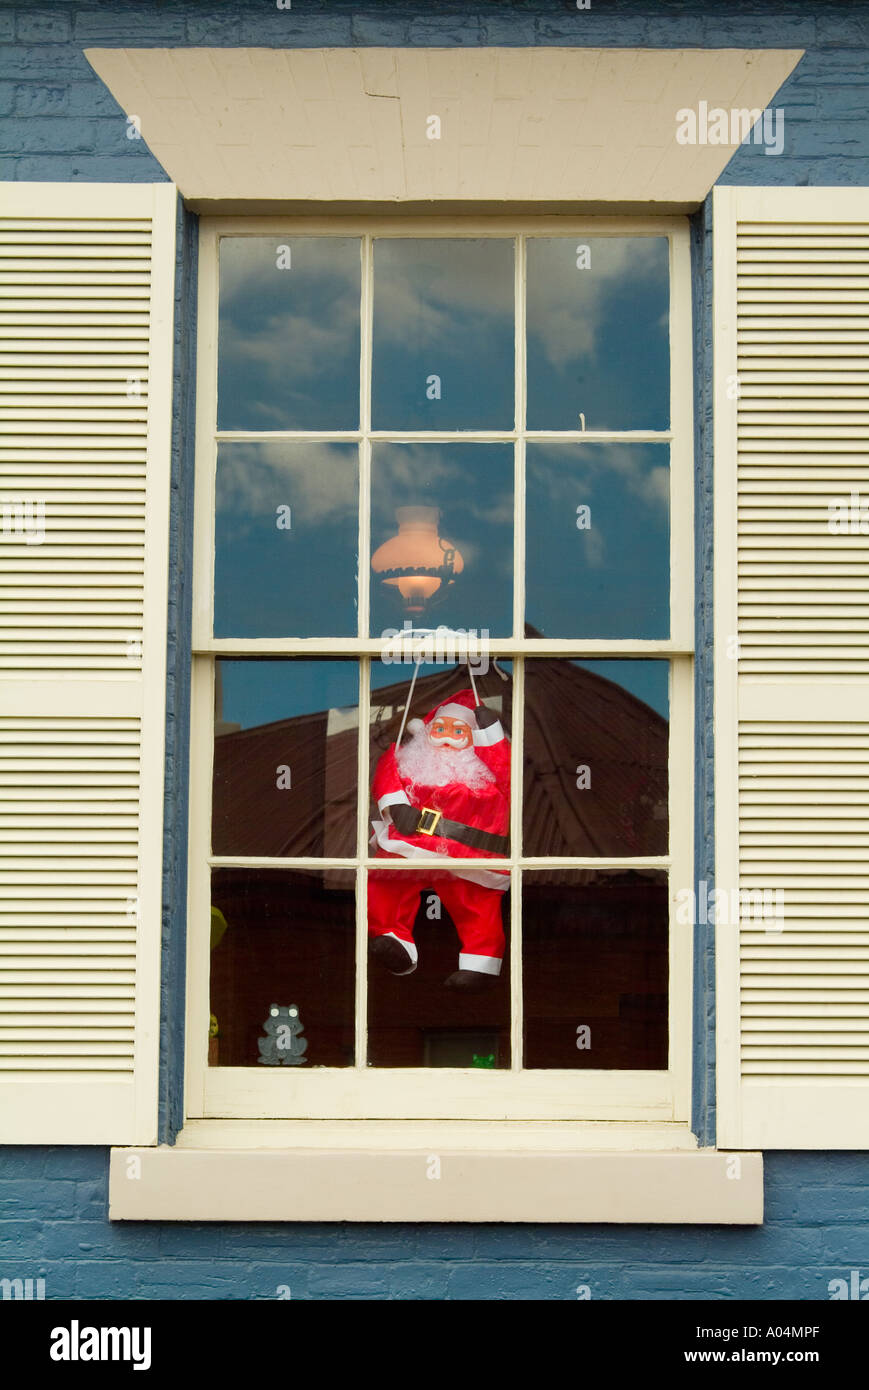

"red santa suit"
[368,689,510,978]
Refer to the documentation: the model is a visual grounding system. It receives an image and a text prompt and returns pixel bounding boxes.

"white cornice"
[85,46,804,209]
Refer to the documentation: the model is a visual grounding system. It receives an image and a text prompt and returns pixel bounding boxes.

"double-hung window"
[186,216,694,1125]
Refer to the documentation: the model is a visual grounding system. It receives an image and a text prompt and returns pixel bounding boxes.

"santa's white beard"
[396,725,495,791]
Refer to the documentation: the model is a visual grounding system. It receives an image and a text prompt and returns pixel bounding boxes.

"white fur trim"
[432,702,478,727]
[384,933,418,974]
[377,789,411,817]
[407,718,425,735]
[472,720,505,747]
[458,953,502,976]
[370,820,510,891]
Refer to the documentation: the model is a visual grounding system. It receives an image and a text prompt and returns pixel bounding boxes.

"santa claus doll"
[368,688,510,992]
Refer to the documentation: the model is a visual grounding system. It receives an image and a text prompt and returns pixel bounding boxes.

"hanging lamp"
[371,506,464,615]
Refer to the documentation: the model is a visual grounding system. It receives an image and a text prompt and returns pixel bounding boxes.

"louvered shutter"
[0,183,176,1143]
[714,186,869,1148]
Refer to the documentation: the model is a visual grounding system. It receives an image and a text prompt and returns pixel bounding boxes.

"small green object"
[472,1052,495,1069]
[210,905,229,950]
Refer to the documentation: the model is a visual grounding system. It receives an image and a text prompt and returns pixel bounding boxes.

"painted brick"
[387,1262,452,1299]
[0,45,94,78]
[88,115,157,155]
[40,1149,107,1183]
[806,157,869,184]
[76,1260,151,1299]
[536,14,652,46]
[0,1180,78,1219]
[616,1264,785,1299]
[246,1264,312,1300]
[447,1262,564,1298]
[480,15,539,45]
[701,15,817,45]
[21,1263,69,1299]
[220,1225,341,1260]
[0,81,14,116]
[156,1224,224,1256]
[785,120,869,155]
[818,85,869,117]
[73,1180,108,1219]
[65,81,127,117]
[818,1266,869,1299]
[775,1185,869,1225]
[815,14,869,45]
[16,13,73,44]
[13,84,68,117]
[337,1226,428,1262]
[644,17,706,45]
[9,116,96,154]
[408,17,487,45]
[11,154,165,181]
[351,17,413,45]
[132,1260,250,1298]
[411,1225,478,1259]
[186,16,244,44]
[41,1220,160,1261]
[800,49,869,79]
[238,15,354,45]
[307,1264,391,1298]
[816,1226,869,1266]
[0,1221,45,1259]
[0,14,13,43]
[73,11,188,43]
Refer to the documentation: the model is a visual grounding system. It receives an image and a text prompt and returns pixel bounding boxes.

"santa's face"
[428,715,473,751]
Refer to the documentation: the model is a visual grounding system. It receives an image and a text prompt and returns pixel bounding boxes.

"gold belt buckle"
[417,807,442,836]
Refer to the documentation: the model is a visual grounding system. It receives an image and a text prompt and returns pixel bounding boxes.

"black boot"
[443,969,497,993]
[370,935,415,976]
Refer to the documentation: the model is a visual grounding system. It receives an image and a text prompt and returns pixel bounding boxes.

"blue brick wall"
[690,191,715,1146]
[1,1148,868,1300]
[1,0,868,1300]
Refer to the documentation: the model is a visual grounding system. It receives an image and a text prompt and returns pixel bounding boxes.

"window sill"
[109,1123,763,1223]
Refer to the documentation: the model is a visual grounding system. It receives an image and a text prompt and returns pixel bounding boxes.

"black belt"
[391,803,509,856]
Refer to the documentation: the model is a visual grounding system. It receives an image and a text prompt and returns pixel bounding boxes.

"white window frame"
[184,214,695,1127]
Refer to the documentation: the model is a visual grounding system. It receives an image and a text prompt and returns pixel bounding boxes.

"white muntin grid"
[187,216,695,1121]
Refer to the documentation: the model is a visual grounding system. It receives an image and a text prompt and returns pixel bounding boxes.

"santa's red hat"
[407,688,478,736]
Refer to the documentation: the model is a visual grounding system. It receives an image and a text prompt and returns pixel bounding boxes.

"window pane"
[526,236,669,431]
[214,441,358,639]
[372,238,514,429]
[523,659,668,858]
[367,660,512,1068]
[212,659,358,858]
[209,868,355,1067]
[367,866,511,1068]
[217,236,360,431]
[525,442,669,639]
[370,442,513,638]
[522,869,668,1069]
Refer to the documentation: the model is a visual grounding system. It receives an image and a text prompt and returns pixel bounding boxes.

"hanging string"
[467,661,480,706]
[395,656,423,750]
[392,630,508,748]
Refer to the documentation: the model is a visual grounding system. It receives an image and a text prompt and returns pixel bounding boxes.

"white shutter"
[714,186,869,1148]
[0,183,176,1143]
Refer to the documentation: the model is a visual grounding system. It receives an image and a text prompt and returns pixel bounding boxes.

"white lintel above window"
[84,46,803,211]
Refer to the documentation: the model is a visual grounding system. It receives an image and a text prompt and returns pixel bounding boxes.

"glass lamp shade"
[371,506,464,614]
